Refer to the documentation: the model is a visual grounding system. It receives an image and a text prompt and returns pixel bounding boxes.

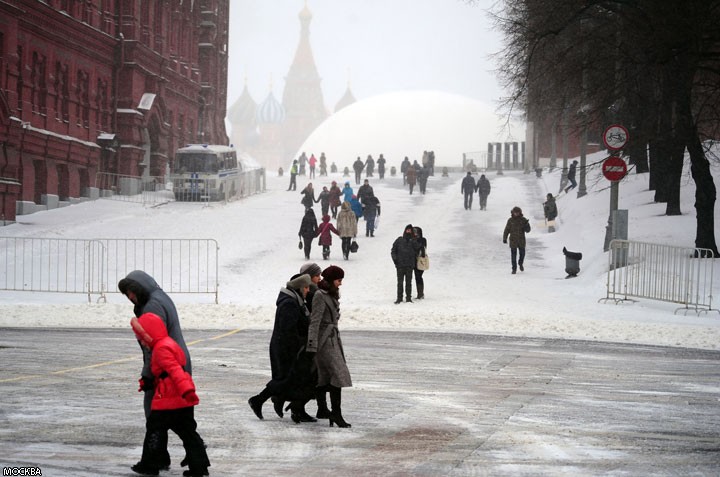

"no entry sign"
[602,156,627,181]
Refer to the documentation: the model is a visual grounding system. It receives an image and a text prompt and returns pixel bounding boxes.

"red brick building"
[0,0,229,222]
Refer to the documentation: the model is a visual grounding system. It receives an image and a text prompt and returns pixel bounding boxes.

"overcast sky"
[227,0,506,110]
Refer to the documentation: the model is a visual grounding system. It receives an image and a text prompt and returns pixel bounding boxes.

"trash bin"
[563,246,582,278]
[535,167,543,178]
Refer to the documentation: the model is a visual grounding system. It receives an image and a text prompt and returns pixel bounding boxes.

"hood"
[341,201,350,211]
[321,215,331,223]
[414,226,423,238]
[403,223,414,239]
[131,312,168,349]
[124,270,161,295]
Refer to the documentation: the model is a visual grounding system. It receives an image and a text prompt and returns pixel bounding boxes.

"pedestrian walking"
[300,183,318,210]
[129,312,210,477]
[357,179,374,205]
[417,166,429,195]
[299,208,318,259]
[248,273,317,423]
[341,181,353,204]
[377,154,386,179]
[503,206,531,274]
[364,154,375,178]
[328,181,342,218]
[308,154,317,179]
[353,157,364,185]
[391,224,421,304]
[476,174,491,210]
[413,226,427,299]
[565,160,578,193]
[316,214,339,260]
[349,194,363,218]
[362,194,381,237]
[318,186,330,217]
[298,152,307,176]
[406,165,417,195]
[400,157,411,185]
[543,193,558,233]
[287,160,298,191]
[119,270,193,473]
[319,153,327,176]
[336,201,357,260]
[461,171,475,210]
[307,265,353,428]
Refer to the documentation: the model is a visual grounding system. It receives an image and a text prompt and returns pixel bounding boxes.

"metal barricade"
[0,237,104,301]
[96,172,174,206]
[95,238,219,303]
[603,239,717,314]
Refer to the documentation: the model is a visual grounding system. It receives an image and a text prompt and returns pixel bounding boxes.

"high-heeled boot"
[328,385,351,428]
[315,386,331,419]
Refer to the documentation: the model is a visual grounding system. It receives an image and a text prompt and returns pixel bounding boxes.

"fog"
[227,0,504,108]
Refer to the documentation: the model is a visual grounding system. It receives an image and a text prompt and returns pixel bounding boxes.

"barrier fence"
[603,239,717,314]
[0,237,219,303]
[96,172,174,206]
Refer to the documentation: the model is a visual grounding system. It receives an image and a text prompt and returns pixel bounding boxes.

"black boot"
[315,386,331,419]
[248,388,271,420]
[271,396,284,418]
[290,401,318,423]
[131,462,159,476]
[328,385,351,428]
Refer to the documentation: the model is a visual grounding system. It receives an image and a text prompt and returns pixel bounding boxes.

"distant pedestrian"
[287,160,298,191]
[391,224,421,304]
[413,226,427,300]
[377,154,386,179]
[364,155,375,177]
[300,182,318,209]
[129,312,210,477]
[461,171,475,210]
[319,153,328,176]
[357,179,374,205]
[476,174,491,210]
[406,165,417,195]
[362,194,381,237]
[318,186,330,217]
[503,206,531,274]
[336,201,357,260]
[299,208,318,260]
[298,152,307,176]
[400,157,411,185]
[543,193,558,233]
[353,157,364,185]
[565,160,578,193]
[308,154,317,179]
[417,166,429,195]
[328,181,342,218]
[341,181,353,203]
[316,214,339,260]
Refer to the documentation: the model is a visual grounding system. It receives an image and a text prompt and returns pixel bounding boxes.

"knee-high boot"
[315,385,331,419]
[328,385,351,428]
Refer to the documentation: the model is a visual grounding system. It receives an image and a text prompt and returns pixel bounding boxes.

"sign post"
[602,125,629,252]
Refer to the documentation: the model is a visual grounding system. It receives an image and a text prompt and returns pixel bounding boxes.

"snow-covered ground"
[1,151,719,350]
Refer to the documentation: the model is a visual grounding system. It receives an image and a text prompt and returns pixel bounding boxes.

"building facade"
[0,0,229,221]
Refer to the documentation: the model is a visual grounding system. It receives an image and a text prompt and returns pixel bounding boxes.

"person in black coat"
[461,171,475,210]
[298,208,318,260]
[353,157,364,185]
[248,273,316,423]
[391,224,421,304]
[565,160,578,193]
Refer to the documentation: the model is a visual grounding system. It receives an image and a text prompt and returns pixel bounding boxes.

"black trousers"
[141,406,209,474]
[302,237,313,259]
[396,267,413,300]
[510,247,526,271]
[414,268,424,297]
[341,237,352,257]
[463,192,473,209]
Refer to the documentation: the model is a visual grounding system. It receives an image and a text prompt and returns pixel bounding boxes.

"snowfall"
[1,150,719,352]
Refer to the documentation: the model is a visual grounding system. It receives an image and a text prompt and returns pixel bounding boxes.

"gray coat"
[306,289,352,388]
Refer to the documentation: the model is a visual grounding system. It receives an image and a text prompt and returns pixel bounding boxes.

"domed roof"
[256,91,286,124]
[334,83,356,113]
[227,82,257,125]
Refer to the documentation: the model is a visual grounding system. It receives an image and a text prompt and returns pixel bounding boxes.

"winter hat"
[332,180,337,185]
[286,273,312,291]
[404,223,414,233]
[322,265,345,282]
[299,262,322,278]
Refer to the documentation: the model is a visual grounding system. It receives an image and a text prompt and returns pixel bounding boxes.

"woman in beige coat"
[336,201,358,260]
[306,265,352,427]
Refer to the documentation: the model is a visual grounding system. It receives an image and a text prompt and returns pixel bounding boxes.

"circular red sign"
[602,157,627,181]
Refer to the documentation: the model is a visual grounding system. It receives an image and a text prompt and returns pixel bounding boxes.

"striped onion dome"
[256,91,286,124]
[227,82,257,124]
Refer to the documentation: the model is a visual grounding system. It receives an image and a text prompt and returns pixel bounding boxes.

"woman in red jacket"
[316,214,339,260]
[130,313,210,477]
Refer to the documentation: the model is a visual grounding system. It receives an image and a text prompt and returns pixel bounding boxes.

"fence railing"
[96,172,174,206]
[0,237,219,303]
[603,239,717,314]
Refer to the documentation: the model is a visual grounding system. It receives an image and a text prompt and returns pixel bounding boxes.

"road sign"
[602,156,627,181]
[603,124,629,150]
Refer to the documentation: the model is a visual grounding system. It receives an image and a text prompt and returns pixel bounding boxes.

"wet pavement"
[2,327,720,476]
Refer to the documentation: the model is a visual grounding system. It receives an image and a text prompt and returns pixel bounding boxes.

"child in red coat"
[130,313,210,477]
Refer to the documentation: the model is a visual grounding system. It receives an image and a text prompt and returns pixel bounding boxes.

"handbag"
[350,240,359,253]
[298,239,303,250]
[417,253,430,271]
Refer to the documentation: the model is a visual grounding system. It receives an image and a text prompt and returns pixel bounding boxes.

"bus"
[171,144,240,201]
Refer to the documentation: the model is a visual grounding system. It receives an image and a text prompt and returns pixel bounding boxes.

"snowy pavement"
[2,327,720,476]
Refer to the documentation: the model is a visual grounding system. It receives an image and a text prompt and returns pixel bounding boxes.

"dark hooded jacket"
[122,270,191,378]
[503,207,531,248]
[391,224,421,269]
[269,281,310,380]
[299,208,318,240]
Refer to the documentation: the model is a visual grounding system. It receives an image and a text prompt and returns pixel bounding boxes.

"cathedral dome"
[256,91,286,124]
[335,83,356,113]
[227,82,257,124]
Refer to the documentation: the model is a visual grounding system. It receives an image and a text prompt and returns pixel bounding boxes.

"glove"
[138,376,154,392]
[503,239,507,244]
[183,390,199,402]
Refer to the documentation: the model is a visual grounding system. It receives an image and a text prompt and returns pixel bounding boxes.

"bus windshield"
[175,153,220,174]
